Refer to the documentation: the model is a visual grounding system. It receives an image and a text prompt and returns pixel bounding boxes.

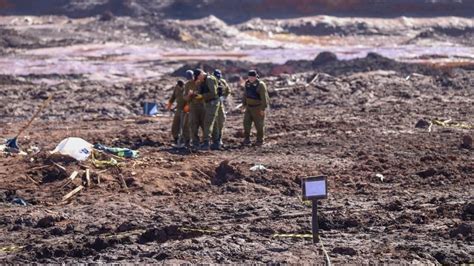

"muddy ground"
[1,59,473,263]
[0,5,473,264]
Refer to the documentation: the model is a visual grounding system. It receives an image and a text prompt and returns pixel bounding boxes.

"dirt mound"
[173,52,446,79]
[0,28,41,49]
[147,15,240,48]
[2,0,473,22]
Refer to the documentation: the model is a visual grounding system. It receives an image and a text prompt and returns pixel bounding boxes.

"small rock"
[415,119,431,129]
[461,203,474,221]
[116,221,137,232]
[461,135,472,149]
[89,237,110,251]
[449,223,472,239]
[179,172,190,177]
[36,215,59,228]
[385,200,403,211]
[50,227,64,236]
[417,168,437,178]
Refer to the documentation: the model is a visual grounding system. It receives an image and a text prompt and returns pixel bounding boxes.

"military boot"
[218,134,224,148]
[211,140,222,150]
[255,140,264,146]
[184,140,191,149]
[242,138,251,146]
[200,140,210,150]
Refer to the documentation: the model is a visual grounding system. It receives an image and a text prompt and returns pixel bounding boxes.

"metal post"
[312,200,319,243]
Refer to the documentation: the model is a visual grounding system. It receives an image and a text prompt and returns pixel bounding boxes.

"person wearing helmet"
[184,69,206,148]
[167,79,190,146]
[211,69,231,150]
[242,70,270,146]
[191,68,220,150]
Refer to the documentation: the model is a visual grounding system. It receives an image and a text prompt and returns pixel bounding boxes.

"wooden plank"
[85,169,90,187]
[69,171,78,181]
[62,185,84,202]
[305,73,319,88]
[59,170,79,189]
[52,162,66,172]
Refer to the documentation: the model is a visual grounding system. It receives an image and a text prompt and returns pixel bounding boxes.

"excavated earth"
[0,8,473,264]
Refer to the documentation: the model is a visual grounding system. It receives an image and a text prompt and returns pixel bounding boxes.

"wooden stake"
[85,169,90,187]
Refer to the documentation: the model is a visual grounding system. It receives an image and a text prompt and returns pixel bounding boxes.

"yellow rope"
[0,245,24,253]
[432,119,473,129]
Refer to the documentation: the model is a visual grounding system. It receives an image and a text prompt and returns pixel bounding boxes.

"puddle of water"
[1,42,473,83]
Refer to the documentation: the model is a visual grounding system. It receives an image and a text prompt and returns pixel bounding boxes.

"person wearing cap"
[242,70,270,146]
[191,69,220,150]
[167,79,190,146]
[211,69,231,150]
[184,69,206,148]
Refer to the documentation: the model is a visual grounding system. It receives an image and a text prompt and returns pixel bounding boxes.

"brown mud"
[1,61,473,263]
[0,2,473,263]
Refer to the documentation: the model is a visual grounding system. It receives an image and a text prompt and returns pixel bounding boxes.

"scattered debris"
[431,119,473,130]
[375,173,384,182]
[62,185,84,202]
[11,197,28,206]
[59,171,79,189]
[85,169,91,187]
[250,164,268,172]
[27,146,41,154]
[50,137,93,161]
[91,157,118,168]
[94,144,139,159]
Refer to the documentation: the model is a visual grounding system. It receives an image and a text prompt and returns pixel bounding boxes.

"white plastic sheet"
[50,137,93,161]
[250,164,268,171]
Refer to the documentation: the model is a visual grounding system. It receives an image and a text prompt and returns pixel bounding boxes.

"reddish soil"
[1,62,472,263]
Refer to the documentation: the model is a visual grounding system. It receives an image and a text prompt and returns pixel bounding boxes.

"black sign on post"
[302,176,328,243]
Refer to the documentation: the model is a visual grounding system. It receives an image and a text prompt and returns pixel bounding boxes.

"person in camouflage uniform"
[211,69,231,150]
[192,69,220,150]
[183,70,205,148]
[167,79,190,146]
[242,70,270,146]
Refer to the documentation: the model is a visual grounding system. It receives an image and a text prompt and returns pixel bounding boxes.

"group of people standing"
[167,69,270,150]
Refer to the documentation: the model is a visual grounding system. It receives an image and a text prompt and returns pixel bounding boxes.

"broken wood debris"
[62,185,84,202]
[85,168,90,187]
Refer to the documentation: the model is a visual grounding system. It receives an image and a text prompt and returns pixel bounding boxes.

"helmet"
[213,69,222,79]
[185,70,194,81]
[193,69,203,81]
[248,70,258,77]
